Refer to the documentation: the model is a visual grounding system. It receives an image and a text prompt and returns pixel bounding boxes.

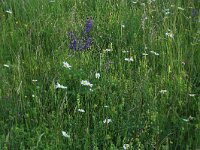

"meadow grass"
[0,0,200,149]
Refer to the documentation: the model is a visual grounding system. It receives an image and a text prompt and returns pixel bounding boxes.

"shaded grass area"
[0,0,200,149]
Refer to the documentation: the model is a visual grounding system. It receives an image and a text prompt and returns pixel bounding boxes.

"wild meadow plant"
[68,17,93,51]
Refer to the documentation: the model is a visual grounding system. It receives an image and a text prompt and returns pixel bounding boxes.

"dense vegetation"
[0,0,200,149]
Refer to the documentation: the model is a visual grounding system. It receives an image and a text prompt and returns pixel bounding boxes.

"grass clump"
[0,0,200,149]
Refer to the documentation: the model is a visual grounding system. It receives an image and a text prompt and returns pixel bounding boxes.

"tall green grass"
[0,0,200,149]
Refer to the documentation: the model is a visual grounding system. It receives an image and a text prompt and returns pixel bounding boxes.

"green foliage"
[0,0,200,149]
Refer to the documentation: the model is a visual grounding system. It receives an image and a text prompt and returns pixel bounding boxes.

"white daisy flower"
[77,109,85,113]
[177,7,184,10]
[122,50,129,53]
[189,94,195,97]
[95,73,100,79]
[159,90,167,94]
[150,51,159,56]
[103,119,112,124]
[104,49,112,52]
[142,53,148,56]
[125,57,133,62]
[55,83,67,89]
[3,64,10,68]
[63,61,71,69]
[81,80,93,87]
[5,10,12,14]
[61,131,70,138]
[123,144,130,150]
[165,30,174,38]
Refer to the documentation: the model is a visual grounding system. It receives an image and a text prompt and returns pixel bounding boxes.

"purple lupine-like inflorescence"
[83,37,92,49]
[68,17,93,51]
[68,32,77,50]
[83,17,93,34]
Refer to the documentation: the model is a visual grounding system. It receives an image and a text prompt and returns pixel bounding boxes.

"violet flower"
[68,17,93,51]
[83,37,92,49]
[83,17,92,34]
[68,32,77,50]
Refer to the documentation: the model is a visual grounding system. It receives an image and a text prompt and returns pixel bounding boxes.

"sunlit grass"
[0,0,200,149]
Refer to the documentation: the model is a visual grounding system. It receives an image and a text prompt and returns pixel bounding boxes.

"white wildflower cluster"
[177,7,184,11]
[104,49,112,52]
[95,73,100,79]
[77,109,85,113]
[3,64,10,68]
[5,10,12,14]
[163,9,170,15]
[61,131,70,138]
[150,51,159,56]
[122,50,129,53]
[123,144,130,150]
[63,61,72,69]
[55,82,67,89]
[159,89,167,94]
[189,94,195,97]
[165,29,174,38]
[125,57,133,62]
[81,80,93,87]
[103,118,112,124]
[142,53,148,56]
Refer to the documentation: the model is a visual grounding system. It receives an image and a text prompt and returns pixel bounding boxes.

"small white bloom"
[89,88,94,92]
[103,119,112,124]
[81,80,93,87]
[121,24,125,28]
[181,62,185,65]
[5,10,12,14]
[159,90,167,94]
[3,64,10,68]
[95,73,100,79]
[104,49,112,52]
[63,61,71,69]
[32,95,35,98]
[122,50,129,53]
[163,9,170,15]
[61,131,70,138]
[142,53,148,56]
[104,105,109,108]
[165,31,174,38]
[55,83,67,89]
[123,144,130,150]
[189,94,195,97]
[32,80,38,82]
[182,118,189,122]
[150,51,159,56]
[125,57,133,62]
[77,109,85,113]
[177,7,184,10]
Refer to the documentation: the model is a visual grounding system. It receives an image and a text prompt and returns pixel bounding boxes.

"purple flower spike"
[83,17,92,34]
[83,37,92,49]
[68,32,77,50]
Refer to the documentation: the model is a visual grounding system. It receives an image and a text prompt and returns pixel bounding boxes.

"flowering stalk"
[68,17,93,51]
